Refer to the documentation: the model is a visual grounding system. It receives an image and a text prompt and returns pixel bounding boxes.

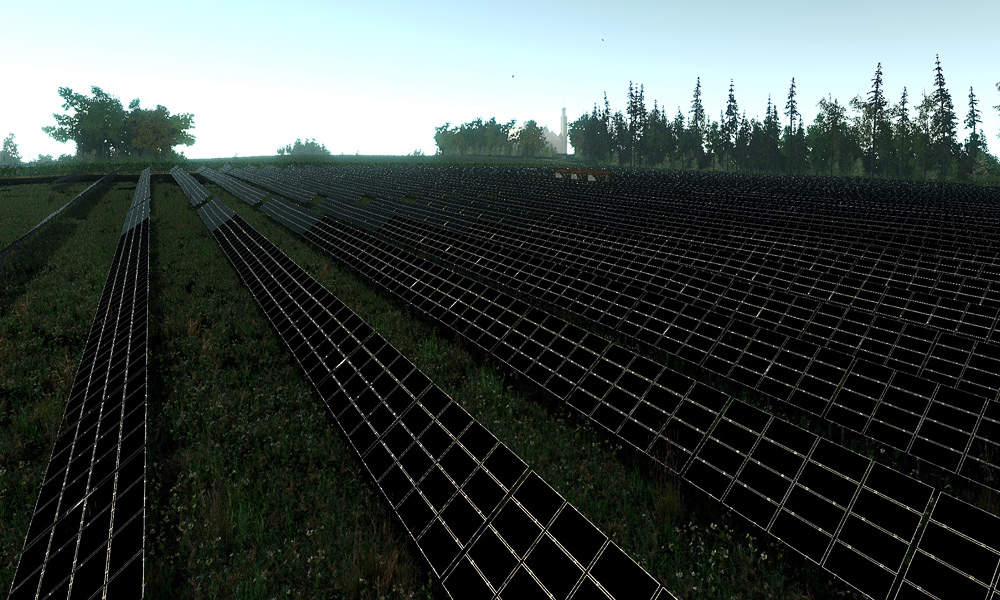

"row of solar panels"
[194,166,268,205]
[299,170,1000,345]
[9,168,151,600]
[228,165,1000,346]
[266,177,1000,492]
[188,193,676,600]
[242,180,1000,600]
[0,170,119,276]
[248,165,1000,265]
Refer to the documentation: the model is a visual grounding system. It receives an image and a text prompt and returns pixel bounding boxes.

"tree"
[995,81,1000,142]
[762,95,782,172]
[866,62,888,177]
[914,91,936,179]
[958,86,985,179]
[893,87,910,179]
[434,117,517,156]
[784,78,799,132]
[687,78,707,168]
[784,78,800,172]
[814,95,848,176]
[930,55,958,178]
[722,80,739,171]
[0,133,21,164]
[126,101,195,158]
[640,101,670,167]
[626,82,647,167]
[513,120,551,158]
[42,86,194,159]
[277,138,331,157]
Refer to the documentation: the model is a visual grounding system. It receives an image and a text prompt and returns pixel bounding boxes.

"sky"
[1,0,998,161]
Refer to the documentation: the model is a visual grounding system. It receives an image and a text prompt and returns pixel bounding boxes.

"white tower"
[560,107,568,155]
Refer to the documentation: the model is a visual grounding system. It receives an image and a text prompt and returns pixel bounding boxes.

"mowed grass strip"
[0,182,92,248]
[146,183,435,599]
[214,185,861,600]
[0,181,137,594]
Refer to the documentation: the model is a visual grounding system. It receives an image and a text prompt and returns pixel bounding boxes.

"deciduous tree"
[0,133,20,164]
[513,120,551,158]
[42,86,194,159]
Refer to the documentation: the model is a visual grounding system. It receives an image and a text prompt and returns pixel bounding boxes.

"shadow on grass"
[0,179,119,316]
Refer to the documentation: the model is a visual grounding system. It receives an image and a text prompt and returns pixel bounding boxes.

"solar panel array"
[192,196,675,600]
[195,167,268,206]
[169,166,211,207]
[0,170,119,276]
[248,166,1000,491]
[243,174,983,600]
[8,168,150,600]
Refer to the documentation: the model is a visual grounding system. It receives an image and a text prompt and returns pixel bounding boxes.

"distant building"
[540,108,569,155]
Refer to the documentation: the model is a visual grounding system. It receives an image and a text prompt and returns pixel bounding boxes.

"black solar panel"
[242,165,1000,600]
[191,195,672,598]
[896,493,1000,600]
[8,168,150,600]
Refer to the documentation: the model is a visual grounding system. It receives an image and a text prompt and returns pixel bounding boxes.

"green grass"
[144,183,436,598]
[0,182,91,248]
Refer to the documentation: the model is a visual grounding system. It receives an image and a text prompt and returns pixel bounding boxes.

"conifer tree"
[867,62,888,177]
[723,79,739,171]
[784,78,799,172]
[930,54,957,178]
[785,78,798,132]
[965,86,981,135]
[895,87,909,179]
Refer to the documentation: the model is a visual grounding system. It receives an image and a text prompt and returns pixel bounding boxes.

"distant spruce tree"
[784,78,800,172]
[895,87,910,179]
[867,62,888,177]
[627,82,647,167]
[965,86,983,155]
[930,54,958,178]
[723,80,739,172]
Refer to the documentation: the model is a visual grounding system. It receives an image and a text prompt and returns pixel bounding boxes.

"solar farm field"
[3,165,1000,600]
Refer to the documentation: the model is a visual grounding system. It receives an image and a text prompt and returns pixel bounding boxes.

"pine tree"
[626,82,647,167]
[674,106,687,169]
[895,87,909,179]
[784,78,799,172]
[966,86,982,135]
[930,54,957,178]
[764,95,782,172]
[867,62,888,177]
[723,79,739,171]
[688,78,706,168]
[784,78,798,132]
[964,86,984,167]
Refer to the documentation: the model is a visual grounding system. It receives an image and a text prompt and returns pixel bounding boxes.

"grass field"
[0,182,91,249]
[15,169,996,598]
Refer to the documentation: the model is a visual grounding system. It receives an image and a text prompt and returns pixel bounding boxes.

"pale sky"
[1,0,997,161]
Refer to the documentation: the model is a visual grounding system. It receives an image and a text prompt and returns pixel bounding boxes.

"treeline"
[570,57,1000,182]
[277,138,331,157]
[434,118,557,158]
[42,86,195,161]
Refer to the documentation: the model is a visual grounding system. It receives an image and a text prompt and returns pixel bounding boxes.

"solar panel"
[191,195,673,598]
[895,493,1000,600]
[8,171,150,600]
